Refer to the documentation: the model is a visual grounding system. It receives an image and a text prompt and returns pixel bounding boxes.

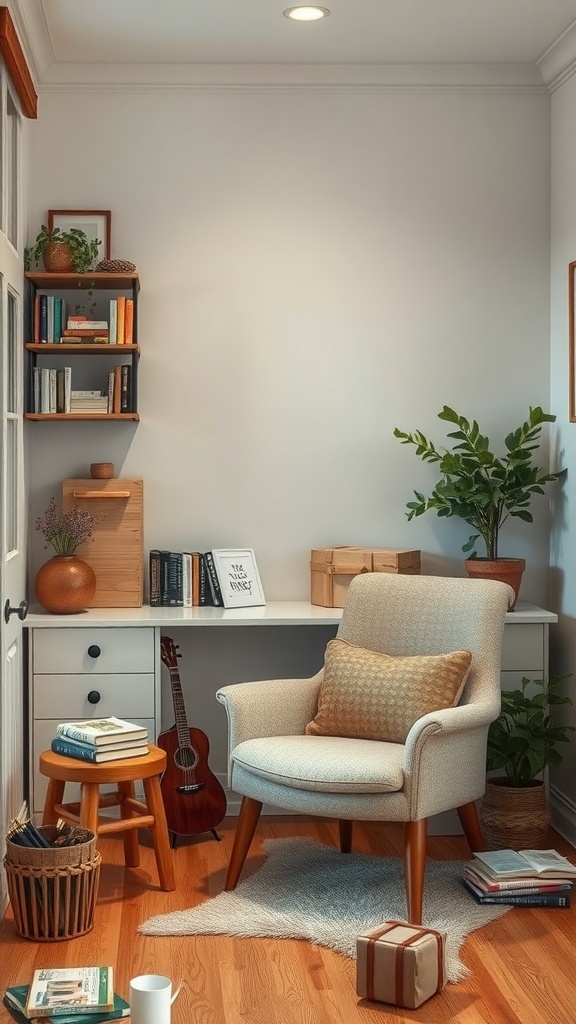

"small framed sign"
[211,548,265,608]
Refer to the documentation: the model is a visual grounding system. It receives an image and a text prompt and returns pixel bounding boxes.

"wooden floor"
[1,817,575,1024]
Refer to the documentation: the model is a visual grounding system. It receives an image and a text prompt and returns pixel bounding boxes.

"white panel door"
[0,76,26,913]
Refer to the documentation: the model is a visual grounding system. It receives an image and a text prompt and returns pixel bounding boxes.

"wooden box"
[356,921,447,1008]
[310,546,421,608]
[62,478,143,607]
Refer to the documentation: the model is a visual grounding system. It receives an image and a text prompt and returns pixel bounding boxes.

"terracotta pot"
[43,242,75,273]
[35,556,96,614]
[479,777,550,850]
[464,557,525,610]
[90,462,114,479]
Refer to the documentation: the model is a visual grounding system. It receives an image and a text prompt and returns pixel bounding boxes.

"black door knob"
[87,690,101,705]
[87,645,101,659]
[4,599,29,624]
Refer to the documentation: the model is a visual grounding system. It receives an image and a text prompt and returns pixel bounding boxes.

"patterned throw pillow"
[305,639,472,743]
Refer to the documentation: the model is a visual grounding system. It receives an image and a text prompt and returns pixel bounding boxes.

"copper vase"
[35,556,97,614]
[479,777,550,850]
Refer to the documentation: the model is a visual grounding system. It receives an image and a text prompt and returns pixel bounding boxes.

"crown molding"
[537,19,576,91]
[31,61,547,93]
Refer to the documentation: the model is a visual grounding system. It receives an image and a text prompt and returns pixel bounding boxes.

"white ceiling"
[13,0,576,88]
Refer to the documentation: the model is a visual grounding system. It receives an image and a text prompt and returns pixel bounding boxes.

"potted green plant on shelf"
[25,225,100,274]
[481,674,574,849]
[393,405,566,607]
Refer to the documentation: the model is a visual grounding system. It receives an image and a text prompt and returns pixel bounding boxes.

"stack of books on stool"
[462,848,576,908]
[50,716,149,764]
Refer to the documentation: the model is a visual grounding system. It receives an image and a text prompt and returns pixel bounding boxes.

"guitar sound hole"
[174,746,199,771]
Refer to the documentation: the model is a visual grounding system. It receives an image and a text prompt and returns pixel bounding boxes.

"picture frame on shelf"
[48,209,111,260]
[211,548,266,608]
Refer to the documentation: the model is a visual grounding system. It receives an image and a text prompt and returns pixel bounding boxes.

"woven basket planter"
[4,826,100,941]
[479,778,550,851]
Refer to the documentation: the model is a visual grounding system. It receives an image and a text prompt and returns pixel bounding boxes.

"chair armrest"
[216,671,323,750]
[404,699,500,761]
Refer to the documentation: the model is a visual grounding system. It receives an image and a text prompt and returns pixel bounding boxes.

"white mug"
[129,975,178,1024]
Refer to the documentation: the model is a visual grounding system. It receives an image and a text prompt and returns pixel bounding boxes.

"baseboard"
[549,784,576,849]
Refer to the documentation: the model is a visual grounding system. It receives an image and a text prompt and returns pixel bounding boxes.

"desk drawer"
[33,628,154,674]
[34,674,155,719]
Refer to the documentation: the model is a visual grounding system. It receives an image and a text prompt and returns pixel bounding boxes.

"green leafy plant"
[35,496,101,556]
[393,406,565,559]
[25,225,100,274]
[486,675,575,786]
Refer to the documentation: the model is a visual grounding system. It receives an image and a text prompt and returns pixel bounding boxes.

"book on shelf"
[56,717,148,747]
[62,329,109,338]
[182,551,193,608]
[116,295,126,345]
[33,294,40,343]
[462,878,571,907]
[51,736,149,763]
[39,295,48,343]
[66,319,108,330]
[161,550,184,607]
[204,551,223,606]
[149,549,161,606]
[124,298,134,344]
[472,848,576,880]
[120,364,130,412]
[464,865,573,893]
[24,967,114,1018]
[4,985,129,1024]
[109,299,117,344]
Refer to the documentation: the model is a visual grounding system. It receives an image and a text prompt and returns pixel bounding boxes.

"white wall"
[28,87,554,600]
[26,83,558,823]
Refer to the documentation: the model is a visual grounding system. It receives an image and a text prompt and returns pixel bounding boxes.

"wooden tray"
[62,478,143,607]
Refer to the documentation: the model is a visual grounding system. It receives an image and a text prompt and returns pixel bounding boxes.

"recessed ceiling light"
[283,6,331,21]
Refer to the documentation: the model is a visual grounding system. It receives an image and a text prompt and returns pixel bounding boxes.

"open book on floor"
[471,848,576,880]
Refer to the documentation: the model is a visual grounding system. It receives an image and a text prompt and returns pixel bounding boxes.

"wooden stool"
[39,744,176,892]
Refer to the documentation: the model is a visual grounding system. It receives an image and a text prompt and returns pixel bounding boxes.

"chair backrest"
[338,573,513,712]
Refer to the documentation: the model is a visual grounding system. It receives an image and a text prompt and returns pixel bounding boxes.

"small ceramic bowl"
[90,462,115,479]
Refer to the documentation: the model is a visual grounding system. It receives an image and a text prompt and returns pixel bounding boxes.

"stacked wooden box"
[310,546,421,608]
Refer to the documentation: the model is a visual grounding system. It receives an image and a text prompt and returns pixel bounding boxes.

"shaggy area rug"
[139,837,511,982]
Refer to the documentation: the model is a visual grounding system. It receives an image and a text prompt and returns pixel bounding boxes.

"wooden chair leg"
[404,819,427,925]
[42,779,65,825]
[338,819,353,853]
[142,775,176,892]
[79,783,101,833]
[119,780,140,868]
[225,796,263,891]
[457,800,485,853]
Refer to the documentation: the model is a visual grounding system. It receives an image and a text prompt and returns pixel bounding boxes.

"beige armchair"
[216,573,513,924]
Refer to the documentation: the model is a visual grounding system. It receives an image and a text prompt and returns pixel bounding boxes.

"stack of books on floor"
[3,966,129,1023]
[51,716,149,764]
[462,848,576,907]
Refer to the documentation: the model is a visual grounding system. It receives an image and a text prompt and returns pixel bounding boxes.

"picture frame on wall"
[211,548,266,608]
[48,209,111,260]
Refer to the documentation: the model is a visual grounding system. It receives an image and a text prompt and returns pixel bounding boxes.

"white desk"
[25,600,557,818]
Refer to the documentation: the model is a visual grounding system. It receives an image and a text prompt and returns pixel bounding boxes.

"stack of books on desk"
[51,716,149,764]
[462,848,576,907]
[3,966,129,1023]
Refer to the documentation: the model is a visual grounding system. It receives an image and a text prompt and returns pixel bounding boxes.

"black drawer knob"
[87,645,101,659]
[87,690,101,705]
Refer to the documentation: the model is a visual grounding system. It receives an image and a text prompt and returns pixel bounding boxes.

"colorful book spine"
[51,737,103,762]
[124,298,134,344]
[39,295,48,343]
[116,295,126,344]
[462,879,570,906]
[464,870,572,893]
[53,297,62,343]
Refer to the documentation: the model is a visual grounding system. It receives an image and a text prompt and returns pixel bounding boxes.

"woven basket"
[479,778,550,850]
[4,827,100,940]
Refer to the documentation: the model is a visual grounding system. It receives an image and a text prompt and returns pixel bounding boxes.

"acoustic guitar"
[158,635,227,845]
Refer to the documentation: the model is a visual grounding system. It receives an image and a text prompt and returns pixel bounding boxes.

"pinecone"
[95,258,136,272]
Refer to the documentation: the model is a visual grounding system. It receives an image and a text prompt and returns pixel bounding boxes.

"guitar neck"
[168,666,192,746]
